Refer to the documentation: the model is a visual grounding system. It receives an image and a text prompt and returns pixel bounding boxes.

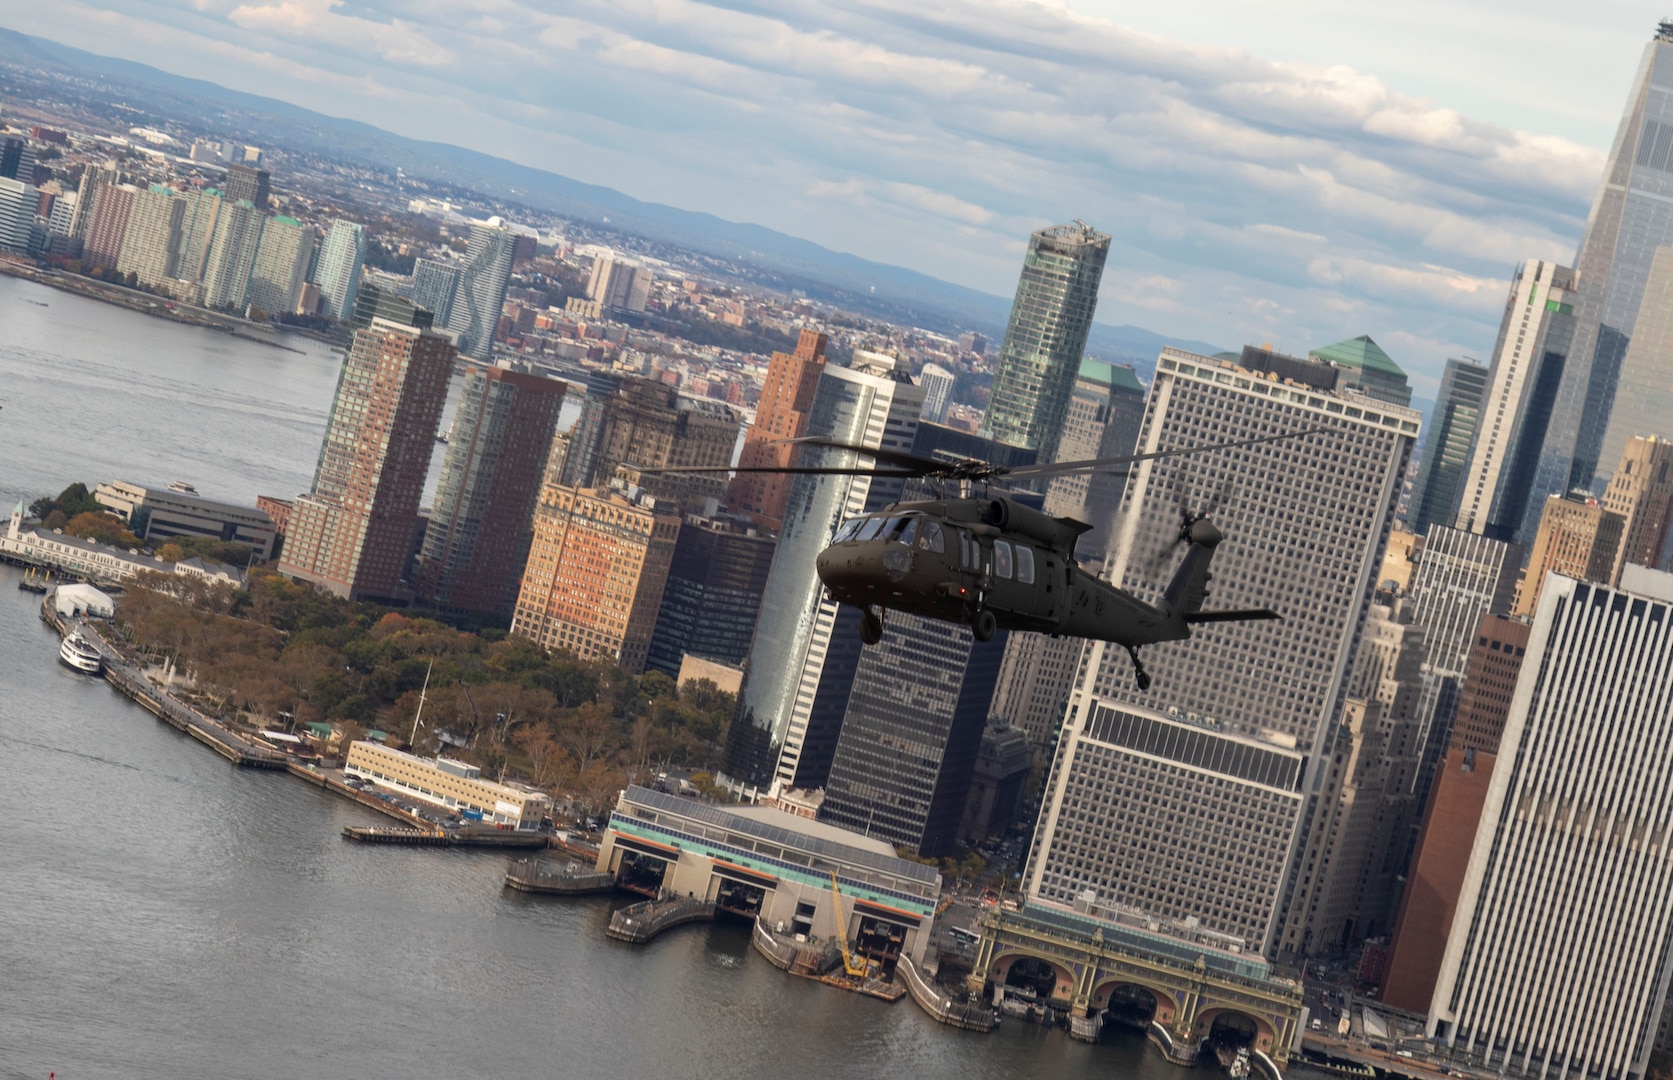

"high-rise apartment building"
[446,219,515,361]
[982,222,1110,460]
[222,163,270,209]
[819,612,1008,858]
[1408,359,1488,536]
[644,514,777,680]
[313,219,367,320]
[510,482,681,674]
[1024,346,1418,953]
[200,200,265,311]
[171,188,222,287]
[410,257,460,327]
[586,255,651,312]
[244,215,314,317]
[0,177,34,253]
[564,376,741,515]
[114,186,184,286]
[1512,493,1624,615]
[917,363,955,424]
[414,365,567,621]
[1602,435,1673,578]
[69,164,117,240]
[82,183,136,268]
[277,320,456,601]
[1427,572,1673,1079]
[351,282,433,331]
[729,330,829,528]
[722,351,924,795]
[1383,613,1529,1014]
[1454,260,1578,541]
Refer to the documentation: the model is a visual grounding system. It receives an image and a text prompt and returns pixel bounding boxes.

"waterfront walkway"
[505,857,616,895]
[606,896,716,943]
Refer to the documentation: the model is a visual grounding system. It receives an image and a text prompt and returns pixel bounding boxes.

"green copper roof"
[1310,335,1405,379]
[1108,363,1144,395]
[1078,356,1112,385]
[273,215,302,227]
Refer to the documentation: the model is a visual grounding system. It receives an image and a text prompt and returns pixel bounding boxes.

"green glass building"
[983,222,1111,460]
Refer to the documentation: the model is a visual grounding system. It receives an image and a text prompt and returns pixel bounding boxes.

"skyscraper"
[200,200,265,311]
[351,282,433,331]
[644,514,777,680]
[586,255,651,312]
[982,222,1110,460]
[563,376,741,515]
[0,177,35,253]
[0,135,36,184]
[1408,359,1488,536]
[1427,572,1673,1078]
[510,482,681,674]
[1512,493,1623,615]
[68,163,117,240]
[245,215,315,317]
[1382,612,1529,1015]
[1310,336,1413,406]
[411,257,460,327]
[222,163,270,209]
[414,365,567,621]
[1519,24,1673,506]
[917,363,955,424]
[446,219,515,361]
[819,611,1008,858]
[277,320,456,601]
[1602,434,1673,578]
[722,351,924,795]
[1454,260,1578,541]
[313,219,367,320]
[1024,346,1418,953]
[114,186,184,286]
[729,330,829,529]
[81,183,136,268]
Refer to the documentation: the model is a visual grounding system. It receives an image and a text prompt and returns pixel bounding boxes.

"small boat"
[59,631,104,675]
[18,568,50,593]
[1229,1048,1251,1079]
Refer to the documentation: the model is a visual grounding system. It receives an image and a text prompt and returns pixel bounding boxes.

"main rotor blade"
[781,437,960,475]
[633,464,924,478]
[1006,427,1324,479]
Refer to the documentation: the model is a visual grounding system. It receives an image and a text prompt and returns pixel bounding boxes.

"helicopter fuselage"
[814,496,1194,649]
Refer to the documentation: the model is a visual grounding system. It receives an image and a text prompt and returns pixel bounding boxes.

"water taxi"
[59,631,103,675]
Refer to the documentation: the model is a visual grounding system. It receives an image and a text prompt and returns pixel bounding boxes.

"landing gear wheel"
[972,608,998,642]
[859,609,885,645]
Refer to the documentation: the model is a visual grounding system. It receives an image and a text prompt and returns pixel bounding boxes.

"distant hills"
[0,27,1221,368]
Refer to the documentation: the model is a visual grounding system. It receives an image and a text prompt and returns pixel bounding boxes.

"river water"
[0,275,1186,1078]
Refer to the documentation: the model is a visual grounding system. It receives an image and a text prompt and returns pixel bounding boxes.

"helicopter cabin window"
[993,539,1014,579]
[1016,544,1035,584]
[857,517,887,542]
[917,521,945,553]
[834,519,862,542]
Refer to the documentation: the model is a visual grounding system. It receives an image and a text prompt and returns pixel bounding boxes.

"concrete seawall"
[898,955,996,1033]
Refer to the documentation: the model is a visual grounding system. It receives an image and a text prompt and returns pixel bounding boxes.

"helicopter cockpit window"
[857,517,887,542]
[880,516,910,540]
[897,518,919,546]
[993,539,1014,579]
[918,521,945,553]
[1016,544,1035,584]
[834,519,863,543]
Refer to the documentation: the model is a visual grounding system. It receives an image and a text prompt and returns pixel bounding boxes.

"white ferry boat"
[59,631,104,675]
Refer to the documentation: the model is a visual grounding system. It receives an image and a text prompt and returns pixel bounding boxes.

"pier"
[343,826,449,845]
[606,896,716,943]
[898,955,996,1032]
[504,857,616,895]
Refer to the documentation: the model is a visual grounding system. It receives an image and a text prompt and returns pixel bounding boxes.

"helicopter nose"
[1189,517,1223,547]
[817,544,876,596]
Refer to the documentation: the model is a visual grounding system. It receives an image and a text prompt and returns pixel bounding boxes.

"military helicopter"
[643,429,1313,690]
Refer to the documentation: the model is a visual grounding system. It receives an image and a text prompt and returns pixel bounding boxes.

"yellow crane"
[828,871,874,979]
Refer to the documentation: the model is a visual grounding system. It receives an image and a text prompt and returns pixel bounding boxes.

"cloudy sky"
[0,1,1659,395]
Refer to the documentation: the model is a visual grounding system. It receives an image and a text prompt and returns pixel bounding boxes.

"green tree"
[64,511,142,549]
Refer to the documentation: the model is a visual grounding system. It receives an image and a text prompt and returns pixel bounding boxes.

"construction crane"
[828,871,874,979]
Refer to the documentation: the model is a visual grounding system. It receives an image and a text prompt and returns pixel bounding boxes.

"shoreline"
[0,259,342,356]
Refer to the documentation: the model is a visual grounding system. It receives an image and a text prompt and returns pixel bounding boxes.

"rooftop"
[1310,335,1405,379]
[620,785,938,885]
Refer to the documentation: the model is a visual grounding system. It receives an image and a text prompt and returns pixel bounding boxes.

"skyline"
[0,3,1653,398]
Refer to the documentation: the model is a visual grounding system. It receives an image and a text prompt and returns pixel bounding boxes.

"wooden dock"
[504,857,616,895]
